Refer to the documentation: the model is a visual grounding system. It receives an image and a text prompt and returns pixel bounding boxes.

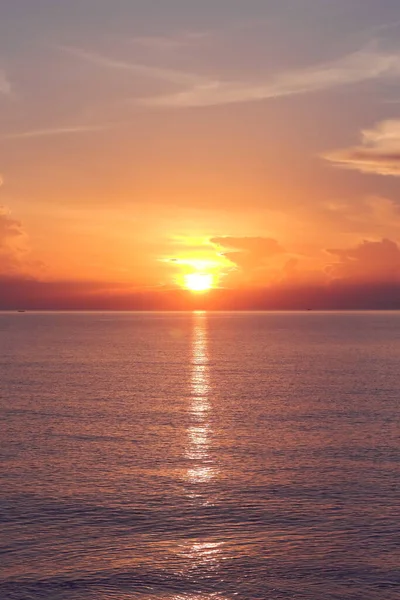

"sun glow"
[184,272,214,292]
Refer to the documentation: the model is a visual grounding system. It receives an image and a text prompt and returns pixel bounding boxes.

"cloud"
[2,124,109,140]
[63,44,400,109]
[62,46,203,87]
[327,238,400,282]
[0,205,29,275]
[211,236,285,270]
[0,209,23,242]
[0,179,36,276]
[0,69,12,96]
[324,120,400,176]
[3,276,400,310]
[132,31,210,51]
[139,48,400,108]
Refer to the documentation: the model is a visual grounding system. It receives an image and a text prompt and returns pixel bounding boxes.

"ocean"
[0,311,399,600]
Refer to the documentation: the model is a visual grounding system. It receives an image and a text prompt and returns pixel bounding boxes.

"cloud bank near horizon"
[3,237,400,310]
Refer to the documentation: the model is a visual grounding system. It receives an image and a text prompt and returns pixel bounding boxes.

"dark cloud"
[0,277,135,310]
[2,276,400,311]
[327,238,400,282]
[211,236,285,270]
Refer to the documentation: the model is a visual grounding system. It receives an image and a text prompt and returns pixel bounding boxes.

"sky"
[2,0,400,308]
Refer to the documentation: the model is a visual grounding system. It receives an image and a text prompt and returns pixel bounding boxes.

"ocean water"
[0,311,399,600]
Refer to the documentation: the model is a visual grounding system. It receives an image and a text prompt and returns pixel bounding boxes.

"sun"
[184,272,214,293]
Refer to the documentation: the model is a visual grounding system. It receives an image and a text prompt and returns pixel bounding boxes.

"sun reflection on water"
[186,312,215,484]
[180,313,226,597]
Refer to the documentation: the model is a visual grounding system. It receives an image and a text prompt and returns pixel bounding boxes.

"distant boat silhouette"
[17,310,26,313]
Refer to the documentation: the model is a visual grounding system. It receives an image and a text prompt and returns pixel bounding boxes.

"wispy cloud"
[140,48,400,108]
[324,120,400,176]
[363,18,400,37]
[2,124,108,140]
[132,30,211,51]
[63,44,400,109]
[61,46,204,87]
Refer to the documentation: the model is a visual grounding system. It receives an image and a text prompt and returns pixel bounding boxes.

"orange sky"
[2,1,400,308]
